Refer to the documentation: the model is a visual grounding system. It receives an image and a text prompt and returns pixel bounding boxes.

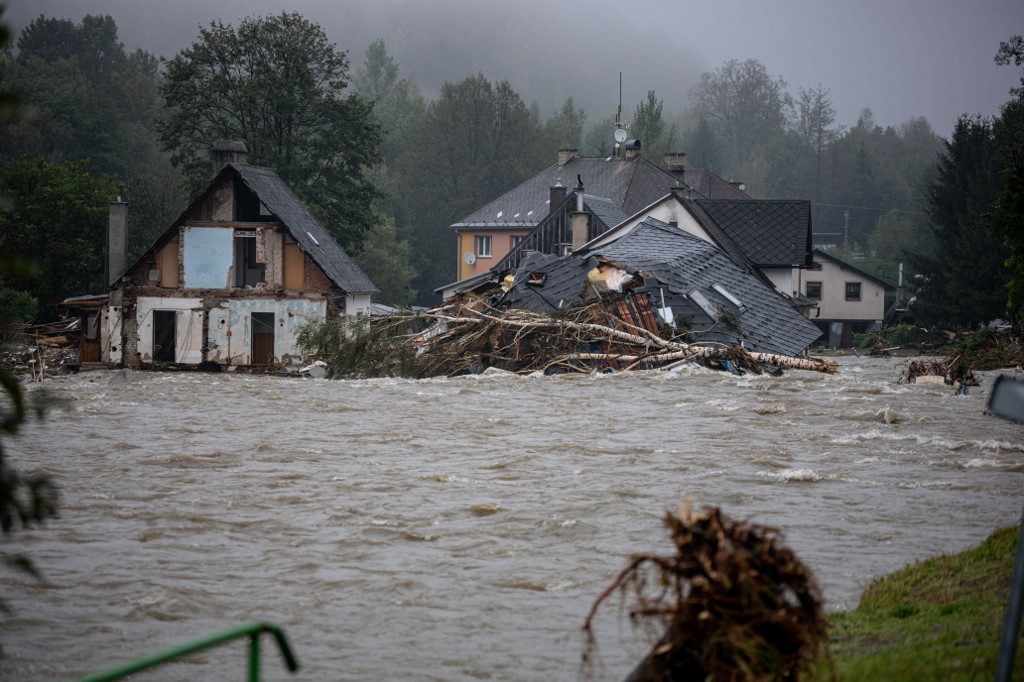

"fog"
[6,0,1023,138]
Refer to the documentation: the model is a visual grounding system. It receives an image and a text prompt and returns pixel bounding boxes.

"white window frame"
[475,235,493,258]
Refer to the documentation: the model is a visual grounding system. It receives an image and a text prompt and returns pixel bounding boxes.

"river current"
[0,356,1022,680]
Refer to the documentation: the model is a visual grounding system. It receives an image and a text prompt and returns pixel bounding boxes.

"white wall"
[136,297,204,364]
[802,258,886,322]
[207,298,327,366]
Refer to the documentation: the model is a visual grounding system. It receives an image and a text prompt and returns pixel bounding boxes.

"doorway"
[153,310,176,362]
[251,312,275,365]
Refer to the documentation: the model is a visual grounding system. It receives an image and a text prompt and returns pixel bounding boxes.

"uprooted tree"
[296,302,837,379]
[582,504,829,682]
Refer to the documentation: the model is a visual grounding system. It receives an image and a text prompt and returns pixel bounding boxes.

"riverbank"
[815,524,1022,680]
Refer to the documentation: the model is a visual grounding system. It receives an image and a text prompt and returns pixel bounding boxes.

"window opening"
[234,234,266,287]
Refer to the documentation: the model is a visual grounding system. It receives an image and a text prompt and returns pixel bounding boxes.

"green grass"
[811,525,1023,681]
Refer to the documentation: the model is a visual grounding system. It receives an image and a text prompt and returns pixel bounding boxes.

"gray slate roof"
[584,194,629,230]
[503,218,821,356]
[231,164,378,294]
[452,156,685,231]
[694,200,813,268]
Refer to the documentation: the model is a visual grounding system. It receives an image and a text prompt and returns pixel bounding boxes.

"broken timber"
[318,297,836,378]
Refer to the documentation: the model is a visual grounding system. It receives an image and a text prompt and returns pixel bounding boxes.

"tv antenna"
[613,72,627,153]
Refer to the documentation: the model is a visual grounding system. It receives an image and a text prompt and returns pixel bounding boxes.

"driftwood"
[421,303,836,376]
[304,302,837,379]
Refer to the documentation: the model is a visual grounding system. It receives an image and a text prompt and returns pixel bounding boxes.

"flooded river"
[1,356,1022,680]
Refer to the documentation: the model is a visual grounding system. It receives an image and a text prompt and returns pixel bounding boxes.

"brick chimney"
[664,152,686,172]
[211,140,249,176]
[550,178,567,209]
[106,198,128,288]
[558,148,578,166]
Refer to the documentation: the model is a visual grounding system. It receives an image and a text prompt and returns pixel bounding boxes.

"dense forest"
[1,11,1022,329]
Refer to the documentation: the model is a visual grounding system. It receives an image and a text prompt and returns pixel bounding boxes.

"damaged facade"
[76,141,377,369]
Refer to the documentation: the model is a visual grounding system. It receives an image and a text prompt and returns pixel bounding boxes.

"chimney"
[550,178,567,209]
[558,148,578,166]
[571,176,588,252]
[107,198,128,288]
[623,139,641,160]
[664,151,686,173]
[211,140,249,176]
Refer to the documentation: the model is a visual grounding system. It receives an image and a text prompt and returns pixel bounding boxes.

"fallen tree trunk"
[300,302,836,378]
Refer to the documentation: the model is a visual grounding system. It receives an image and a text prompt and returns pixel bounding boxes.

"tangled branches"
[298,302,837,379]
[582,504,828,682]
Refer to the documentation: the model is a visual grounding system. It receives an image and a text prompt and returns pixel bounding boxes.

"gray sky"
[7,0,1023,138]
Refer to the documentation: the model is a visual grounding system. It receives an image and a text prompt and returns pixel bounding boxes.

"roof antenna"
[613,72,627,155]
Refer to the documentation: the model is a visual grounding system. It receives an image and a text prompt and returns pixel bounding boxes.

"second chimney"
[107,198,128,288]
[211,140,249,176]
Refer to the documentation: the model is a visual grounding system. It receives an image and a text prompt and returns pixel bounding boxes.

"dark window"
[234,235,266,287]
[845,282,862,301]
[806,281,822,300]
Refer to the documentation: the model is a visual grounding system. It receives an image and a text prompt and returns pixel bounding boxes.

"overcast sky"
[7,0,1023,138]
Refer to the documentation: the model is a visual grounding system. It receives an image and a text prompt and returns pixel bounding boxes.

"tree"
[544,97,586,151]
[583,114,615,156]
[911,115,1008,327]
[352,215,417,306]
[631,90,676,163]
[396,74,544,298]
[354,38,399,103]
[993,37,1024,321]
[796,85,842,200]
[159,12,381,251]
[690,59,793,171]
[681,116,723,171]
[0,156,116,312]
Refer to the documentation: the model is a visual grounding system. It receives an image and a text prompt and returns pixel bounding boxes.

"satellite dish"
[614,127,628,143]
[463,251,476,265]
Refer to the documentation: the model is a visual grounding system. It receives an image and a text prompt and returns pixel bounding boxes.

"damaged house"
[70,141,377,369]
[498,217,822,358]
[440,145,821,356]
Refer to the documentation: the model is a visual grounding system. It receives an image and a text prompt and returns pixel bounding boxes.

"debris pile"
[582,504,828,682]
[1,319,81,378]
[300,299,837,379]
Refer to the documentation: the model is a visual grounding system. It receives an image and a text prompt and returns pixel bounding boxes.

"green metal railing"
[76,621,299,682]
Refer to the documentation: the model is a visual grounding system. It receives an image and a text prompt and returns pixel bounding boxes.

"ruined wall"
[135,296,204,364]
[106,303,123,365]
[207,298,326,366]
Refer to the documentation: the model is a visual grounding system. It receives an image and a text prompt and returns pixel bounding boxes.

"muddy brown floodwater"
[0,356,1022,681]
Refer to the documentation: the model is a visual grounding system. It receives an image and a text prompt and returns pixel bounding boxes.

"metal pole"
[249,631,261,682]
[996,504,1024,682]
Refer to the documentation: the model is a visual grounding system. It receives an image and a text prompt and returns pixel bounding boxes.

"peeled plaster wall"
[136,297,204,364]
[182,226,233,288]
[207,298,326,366]
[106,305,122,364]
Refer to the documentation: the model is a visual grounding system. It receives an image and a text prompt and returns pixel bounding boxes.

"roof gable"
[230,164,377,294]
[122,163,377,295]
